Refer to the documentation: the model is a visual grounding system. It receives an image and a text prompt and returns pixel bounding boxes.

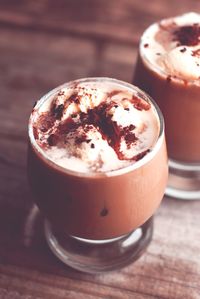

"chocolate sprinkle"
[166,75,172,83]
[71,114,77,118]
[180,47,187,53]
[100,207,108,217]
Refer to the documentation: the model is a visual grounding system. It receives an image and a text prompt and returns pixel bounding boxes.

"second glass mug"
[27,78,168,273]
[134,20,200,200]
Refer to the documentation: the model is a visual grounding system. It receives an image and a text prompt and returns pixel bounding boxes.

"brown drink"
[28,78,167,272]
[134,13,200,199]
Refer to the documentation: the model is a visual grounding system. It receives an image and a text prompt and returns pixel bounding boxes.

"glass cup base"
[165,159,200,200]
[44,217,153,274]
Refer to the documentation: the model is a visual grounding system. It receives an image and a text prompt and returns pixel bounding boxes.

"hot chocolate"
[134,13,200,199]
[28,78,167,240]
[134,12,200,162]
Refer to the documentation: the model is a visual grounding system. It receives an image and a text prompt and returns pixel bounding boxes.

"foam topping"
[141,12,200,80]
[31,80,159,173]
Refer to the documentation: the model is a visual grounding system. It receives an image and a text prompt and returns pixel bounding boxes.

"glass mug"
[27,78,168,273]
[134,19,200,200]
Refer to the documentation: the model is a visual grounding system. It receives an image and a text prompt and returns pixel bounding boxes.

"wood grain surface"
[0,0,200,298]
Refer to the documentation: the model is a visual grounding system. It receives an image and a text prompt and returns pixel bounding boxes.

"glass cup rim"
[139,21,200,85]
[28,77,165,178]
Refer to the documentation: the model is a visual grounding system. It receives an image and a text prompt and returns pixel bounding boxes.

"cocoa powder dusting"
[34,92,151,162]
[82,103,139,160]
[52,104,64,119]
[130,96,150,111]
[134,149,150,161]
[107,90,121,98]
[75,134,88,144]
[37,112,55,132]
[47,134,59,146]
[68,93,80,104]
[57,117,77,135]
[173,24,200,46]
[192,48,200,57]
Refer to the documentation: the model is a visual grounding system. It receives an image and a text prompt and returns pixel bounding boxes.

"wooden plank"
[0,0,199,45]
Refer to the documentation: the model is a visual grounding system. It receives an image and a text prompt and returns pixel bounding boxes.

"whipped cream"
[141,12,200,80]
[31,79,159,173]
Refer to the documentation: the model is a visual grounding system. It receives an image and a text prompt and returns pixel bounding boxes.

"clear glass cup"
[27,78,168,273]
[134,25,200,200]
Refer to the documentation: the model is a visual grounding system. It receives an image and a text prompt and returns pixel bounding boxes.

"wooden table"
[0,1,200,298]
